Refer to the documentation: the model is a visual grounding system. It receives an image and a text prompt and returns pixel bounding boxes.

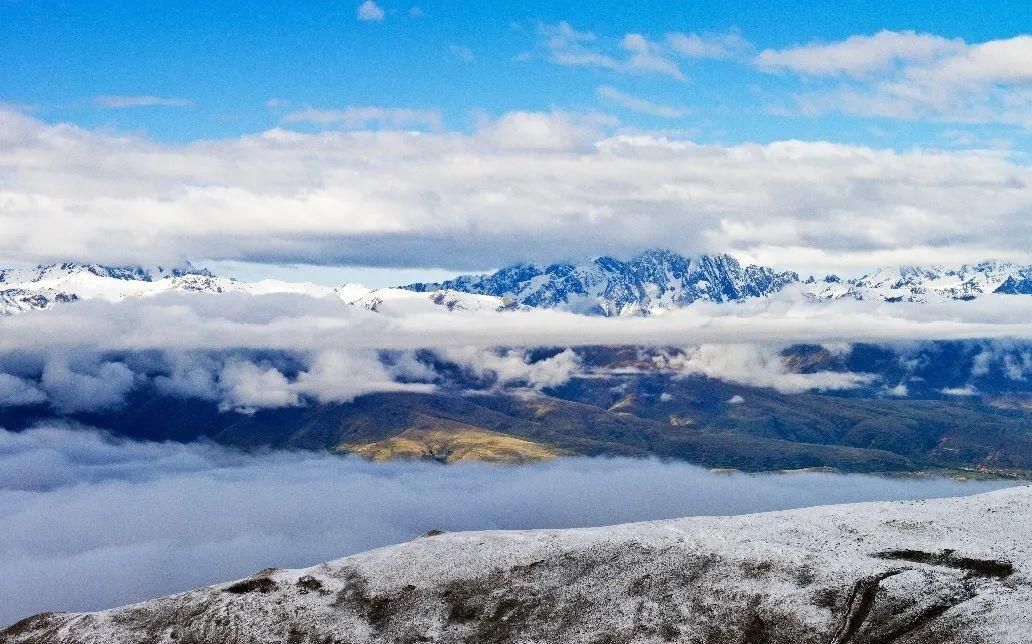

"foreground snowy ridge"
[4,486,1030,643]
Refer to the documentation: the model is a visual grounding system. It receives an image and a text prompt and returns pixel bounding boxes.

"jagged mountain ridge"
[406,251,1032,315]
[804,260,1032,303]
[5,486,1030,643]
[405,250,800,315]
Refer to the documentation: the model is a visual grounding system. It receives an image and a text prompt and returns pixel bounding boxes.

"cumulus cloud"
[0,425,1015,625]
[2,106,1032,271]
[655,344,876,393]
[757,31,1032,126]
[357,0,385,22]
[40,356,139,413]
[436,347,580,390]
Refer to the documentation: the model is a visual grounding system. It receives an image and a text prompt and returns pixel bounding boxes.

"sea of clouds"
[0,424,1020,625]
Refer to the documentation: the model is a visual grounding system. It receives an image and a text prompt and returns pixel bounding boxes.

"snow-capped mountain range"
[2,252,1031,317]
[802,260,1032,303]
[406,250,1032,314]
[5,486,1030,642]
[0,262,513,317]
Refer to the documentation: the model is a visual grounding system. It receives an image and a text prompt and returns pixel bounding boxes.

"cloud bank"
[0,425,1016,626]
[2,106,1031,272]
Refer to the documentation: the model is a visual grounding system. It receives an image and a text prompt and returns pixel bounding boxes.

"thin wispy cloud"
[93,95,194,109]
[280,105,442,130]
[666,30,752,60]
[597,85,685,118]
[537,23,752,80]
[756,31,1032,126]
[538,22,685,80]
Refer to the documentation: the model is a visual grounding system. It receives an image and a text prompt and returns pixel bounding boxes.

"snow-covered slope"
[804,261,1032,303]
[6,486,1030,643]
[0,262,335,315]
[405,250,800,316]
[337,284,520,315]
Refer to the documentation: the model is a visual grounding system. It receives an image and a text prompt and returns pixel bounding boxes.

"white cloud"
[538,22,684,80]
[941,385,978,396]
[437,347,580,389]
[281,106,442,130]
[5,291,1032,362]
[885,383,909,397]
[654,344,876,394]
[666,30,751,60]
[40,357,139,413]
[217,359,299,412]
[597,86,685,118]
[757,31,1032,126]
[727,394,745,404]
[477,110,614,151]
[2,106,1032,271]
[756,30,964,78]
[93,95,194,109]
[357,0,385,22]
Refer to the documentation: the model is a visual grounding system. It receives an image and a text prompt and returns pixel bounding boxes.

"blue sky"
[4,0,1030,147]
[2,1,1032,284]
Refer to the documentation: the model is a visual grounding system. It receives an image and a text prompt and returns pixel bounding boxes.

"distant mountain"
[405,250,800,316]
[6,487,1030,642]
[0,262,516,316]
[803,260,1032,302]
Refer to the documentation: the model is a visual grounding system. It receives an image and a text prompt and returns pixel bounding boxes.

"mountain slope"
[5,486,1029,643]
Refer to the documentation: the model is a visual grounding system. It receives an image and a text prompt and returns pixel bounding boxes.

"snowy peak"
[804,260,1032,302]
[404,251,800,316]
[0,261,212,286]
